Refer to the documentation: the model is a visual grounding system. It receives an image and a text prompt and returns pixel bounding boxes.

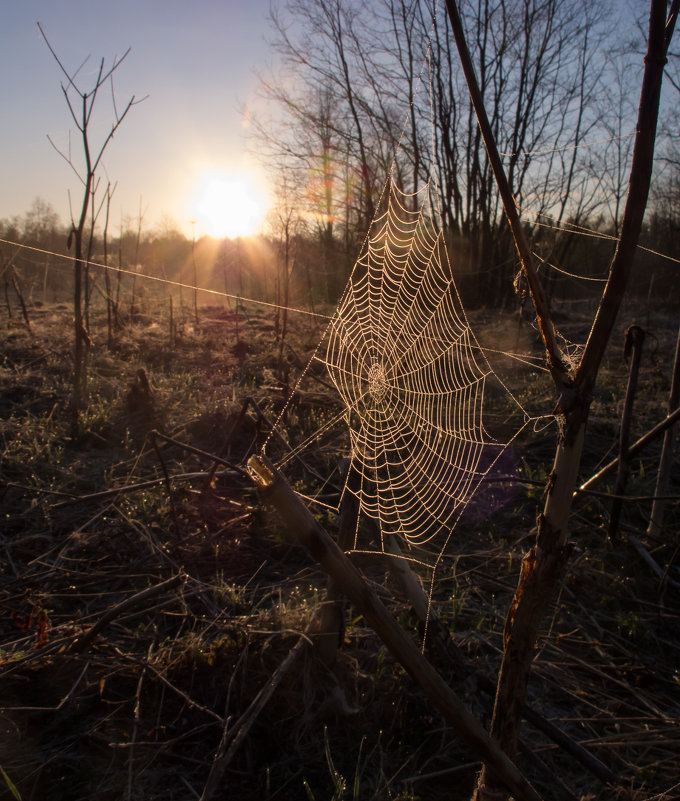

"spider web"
[303,176,537,562]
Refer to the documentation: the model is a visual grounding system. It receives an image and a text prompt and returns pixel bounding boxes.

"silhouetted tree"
[263,0,618,307]
[39,23,143,434]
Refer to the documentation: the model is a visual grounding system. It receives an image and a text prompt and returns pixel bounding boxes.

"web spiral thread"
[321,178,521,553]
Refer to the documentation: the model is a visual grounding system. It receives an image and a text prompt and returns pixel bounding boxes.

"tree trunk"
[442,1,674,798]
[479,1,671,796]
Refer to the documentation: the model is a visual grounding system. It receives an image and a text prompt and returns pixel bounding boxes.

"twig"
[627,533,680,590]
[516,741,580,801]
[578,489,680,502]
[3,481,78,500]
[51,468,244,509]
[151,429,250,479]
[248,397,333,488]
[140,661,224,724]
[127,640,154,801]
[177,774,201,799]
[199,627,311,801]
[151,430,182,535]
[285,341,337,393]
[113,504,182,573]
[3,661,90,711]
[70,572,185,653]
[577,406,680,494]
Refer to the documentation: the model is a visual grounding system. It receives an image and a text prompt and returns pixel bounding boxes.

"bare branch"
[665,0,680,52]
[665,69,680,93]
[46,133,86,186]
[443,0,569,388]
[90,95,138,175]
[37,22,83,95]
[576,0,673,391]
[98,47,133,87]
[60,83,82,131]
[84,58,106,128]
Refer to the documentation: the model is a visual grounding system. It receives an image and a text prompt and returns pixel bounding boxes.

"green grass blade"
[0,765,21,801]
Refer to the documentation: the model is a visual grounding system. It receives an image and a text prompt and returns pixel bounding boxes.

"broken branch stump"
[247,453,544,801]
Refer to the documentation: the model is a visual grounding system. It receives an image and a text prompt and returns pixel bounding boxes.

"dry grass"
[0,294,678,801]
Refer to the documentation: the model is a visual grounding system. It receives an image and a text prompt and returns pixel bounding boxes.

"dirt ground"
[1,294,678,801]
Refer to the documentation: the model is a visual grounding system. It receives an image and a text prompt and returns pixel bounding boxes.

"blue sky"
[1,0,276,236]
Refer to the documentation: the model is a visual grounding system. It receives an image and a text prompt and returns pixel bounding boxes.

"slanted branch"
[247,452,544,801]
[442,1,677,799]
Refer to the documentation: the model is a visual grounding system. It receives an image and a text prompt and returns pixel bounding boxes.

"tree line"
[253,0,680,308]
[0,199,330,321]
[3,1,678,324]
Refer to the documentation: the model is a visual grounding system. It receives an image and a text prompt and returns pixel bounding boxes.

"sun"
[191,171,268,239]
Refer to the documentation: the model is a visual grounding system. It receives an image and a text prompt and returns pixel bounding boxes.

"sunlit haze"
[190,171,269,239]
[1,1,275,239]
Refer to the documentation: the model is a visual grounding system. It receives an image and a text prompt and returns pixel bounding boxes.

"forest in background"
[2,0,679,318]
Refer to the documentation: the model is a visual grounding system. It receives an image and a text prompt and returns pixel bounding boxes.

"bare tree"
[264,0,610,307]
[39,23,143,433]
[270,181,304,381]
[262,1,386,247]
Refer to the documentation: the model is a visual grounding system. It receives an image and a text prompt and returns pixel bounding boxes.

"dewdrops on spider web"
[315,177,536,564]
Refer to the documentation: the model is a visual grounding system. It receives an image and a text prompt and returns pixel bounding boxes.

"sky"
[1,0,277,238]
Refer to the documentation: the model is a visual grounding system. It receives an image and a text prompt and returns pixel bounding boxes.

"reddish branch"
[443,2,676,800]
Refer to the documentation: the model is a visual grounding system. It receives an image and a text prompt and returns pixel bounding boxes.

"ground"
[0,294,678,801]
